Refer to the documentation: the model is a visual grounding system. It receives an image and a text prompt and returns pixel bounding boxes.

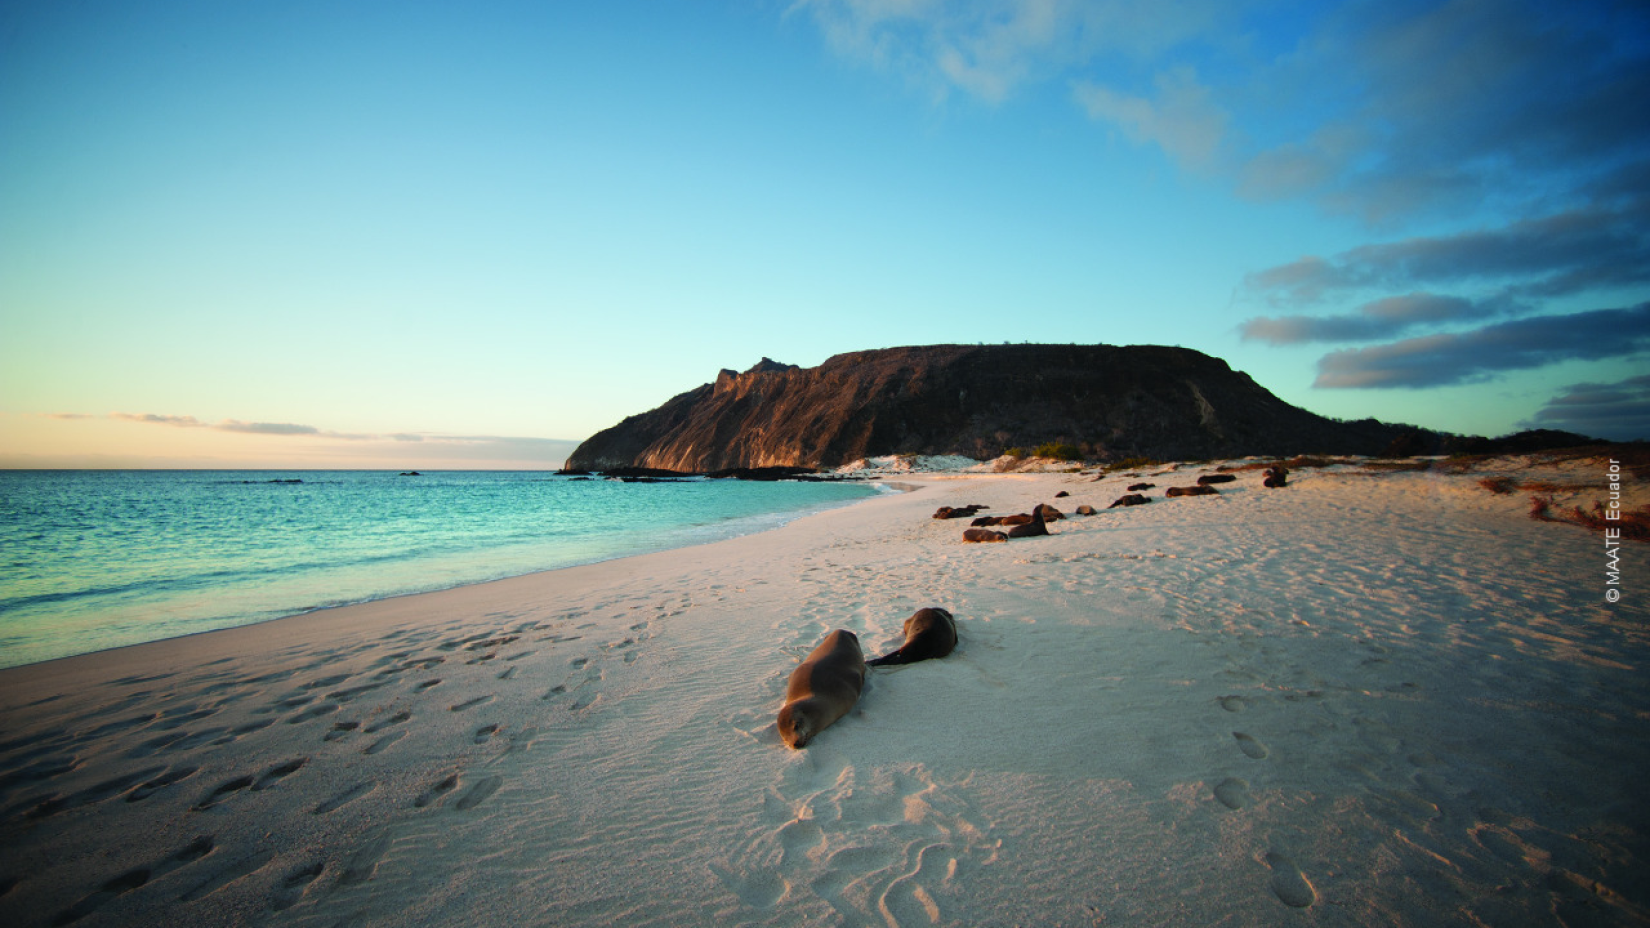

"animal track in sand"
[473,723,500,743]
[1213,778,1251,810]
[1263,851,1316,908]
[323,721,360,742]
[1218,695,1248,712]
[1233,732,1269,759]
[450,695,495,713]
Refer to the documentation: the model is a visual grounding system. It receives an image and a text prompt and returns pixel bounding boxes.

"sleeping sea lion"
[777,629,866,749]
[867,608,958,667]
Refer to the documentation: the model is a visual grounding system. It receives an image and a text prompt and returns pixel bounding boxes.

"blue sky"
[3,0,1648,468]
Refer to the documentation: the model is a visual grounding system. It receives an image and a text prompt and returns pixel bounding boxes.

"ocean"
[0,471,883,669]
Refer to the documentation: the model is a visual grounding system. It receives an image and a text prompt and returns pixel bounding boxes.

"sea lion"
[1127,482,1156,491]
[1263,465,1289,488]
[868,607,958,666]
[1166,485,1219,497]
[1197,474,1237,485]
[777,630,866,749]
[1007,508,1049,537]
[1075,504,1098,515]
[1108,494,1151,508]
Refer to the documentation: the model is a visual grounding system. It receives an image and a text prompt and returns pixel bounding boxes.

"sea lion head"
[777,701,817,749]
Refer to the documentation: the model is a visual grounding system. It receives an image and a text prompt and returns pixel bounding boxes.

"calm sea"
[0,471,882,669]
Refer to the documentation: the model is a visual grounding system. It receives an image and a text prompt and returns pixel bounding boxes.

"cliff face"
[564,344,1413,472]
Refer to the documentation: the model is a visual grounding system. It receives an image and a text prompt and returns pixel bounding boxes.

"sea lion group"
[777,607,958,749]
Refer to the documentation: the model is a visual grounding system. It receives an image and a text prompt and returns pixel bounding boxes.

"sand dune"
[1,455,1647,926]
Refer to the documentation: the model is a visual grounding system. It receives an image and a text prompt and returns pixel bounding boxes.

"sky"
[3,0,1648,469]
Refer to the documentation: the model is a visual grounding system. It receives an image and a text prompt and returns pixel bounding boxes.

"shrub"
[1034,442,1083,462]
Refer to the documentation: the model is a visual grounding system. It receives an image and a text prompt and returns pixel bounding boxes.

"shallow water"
[0,471,879,668]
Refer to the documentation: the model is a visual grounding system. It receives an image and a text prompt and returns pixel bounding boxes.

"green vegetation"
[1033,442,1083,462]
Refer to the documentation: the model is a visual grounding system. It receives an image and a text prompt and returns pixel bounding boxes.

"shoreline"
[0,473,887,672]
[2,459,1647,926]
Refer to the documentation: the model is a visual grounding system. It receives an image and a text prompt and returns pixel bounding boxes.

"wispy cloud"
[1074,66,1228,173]
[1523,374,1650,441]
[1312,304,1650,389]
[1240,293,1498,345]
[102,412,574,458]
[110,413,320,435]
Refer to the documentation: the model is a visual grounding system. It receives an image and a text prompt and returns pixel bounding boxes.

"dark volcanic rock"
[563,345,1427,473]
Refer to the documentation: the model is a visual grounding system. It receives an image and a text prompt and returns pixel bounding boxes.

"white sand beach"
[2,455,1647,927]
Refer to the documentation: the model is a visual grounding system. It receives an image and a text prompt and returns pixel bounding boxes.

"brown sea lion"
[1075,504,1098,515]
[867,607,958,667]
[1197,474,1238,485]
[963,527,1008,543]
[1127,482,1156,491]
[777,630,866,749]
[1109,494,1151,508]
[1007,508,1049,537]
[1264,465,1289,488]
[1166,485,1219,497]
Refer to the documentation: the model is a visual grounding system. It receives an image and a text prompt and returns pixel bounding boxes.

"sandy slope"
[1,457,1647,927]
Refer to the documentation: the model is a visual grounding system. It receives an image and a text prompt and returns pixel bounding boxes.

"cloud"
[789,0,1234,101]
[1523,374,1650,441]
[101,411,576,464]
[1240,292,1494,345]
[1243,198,1650,308]
[215,420,321,436]
[1313,303,1650,388]
[1074,67,1228,172]
[111,413,318,435]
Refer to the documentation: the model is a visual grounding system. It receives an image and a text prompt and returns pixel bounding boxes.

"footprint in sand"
[1218,695,1248,713]
[454,775,502,811]
[52,836,216,925]
[1213,778,1251,811]
[314,781,377,815]
[1233,732,1269,760]
[363,710,410,734]
[195,775,255,810]
[285,703,340,725]
[363,731,405,755]
[414,773,460,808]
[323,721,360,743]
[1263,851,1316,908]
[28,766,167,819]
[473,723,500,744]
[127,766,198,803]
[269,861,325,912]
[251,758,307,791]
[338,830,394,886]
[450,695,495,713]
[50,867,152,925]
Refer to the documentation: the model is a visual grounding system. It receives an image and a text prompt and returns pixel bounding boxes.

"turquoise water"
[0,471,881,669]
